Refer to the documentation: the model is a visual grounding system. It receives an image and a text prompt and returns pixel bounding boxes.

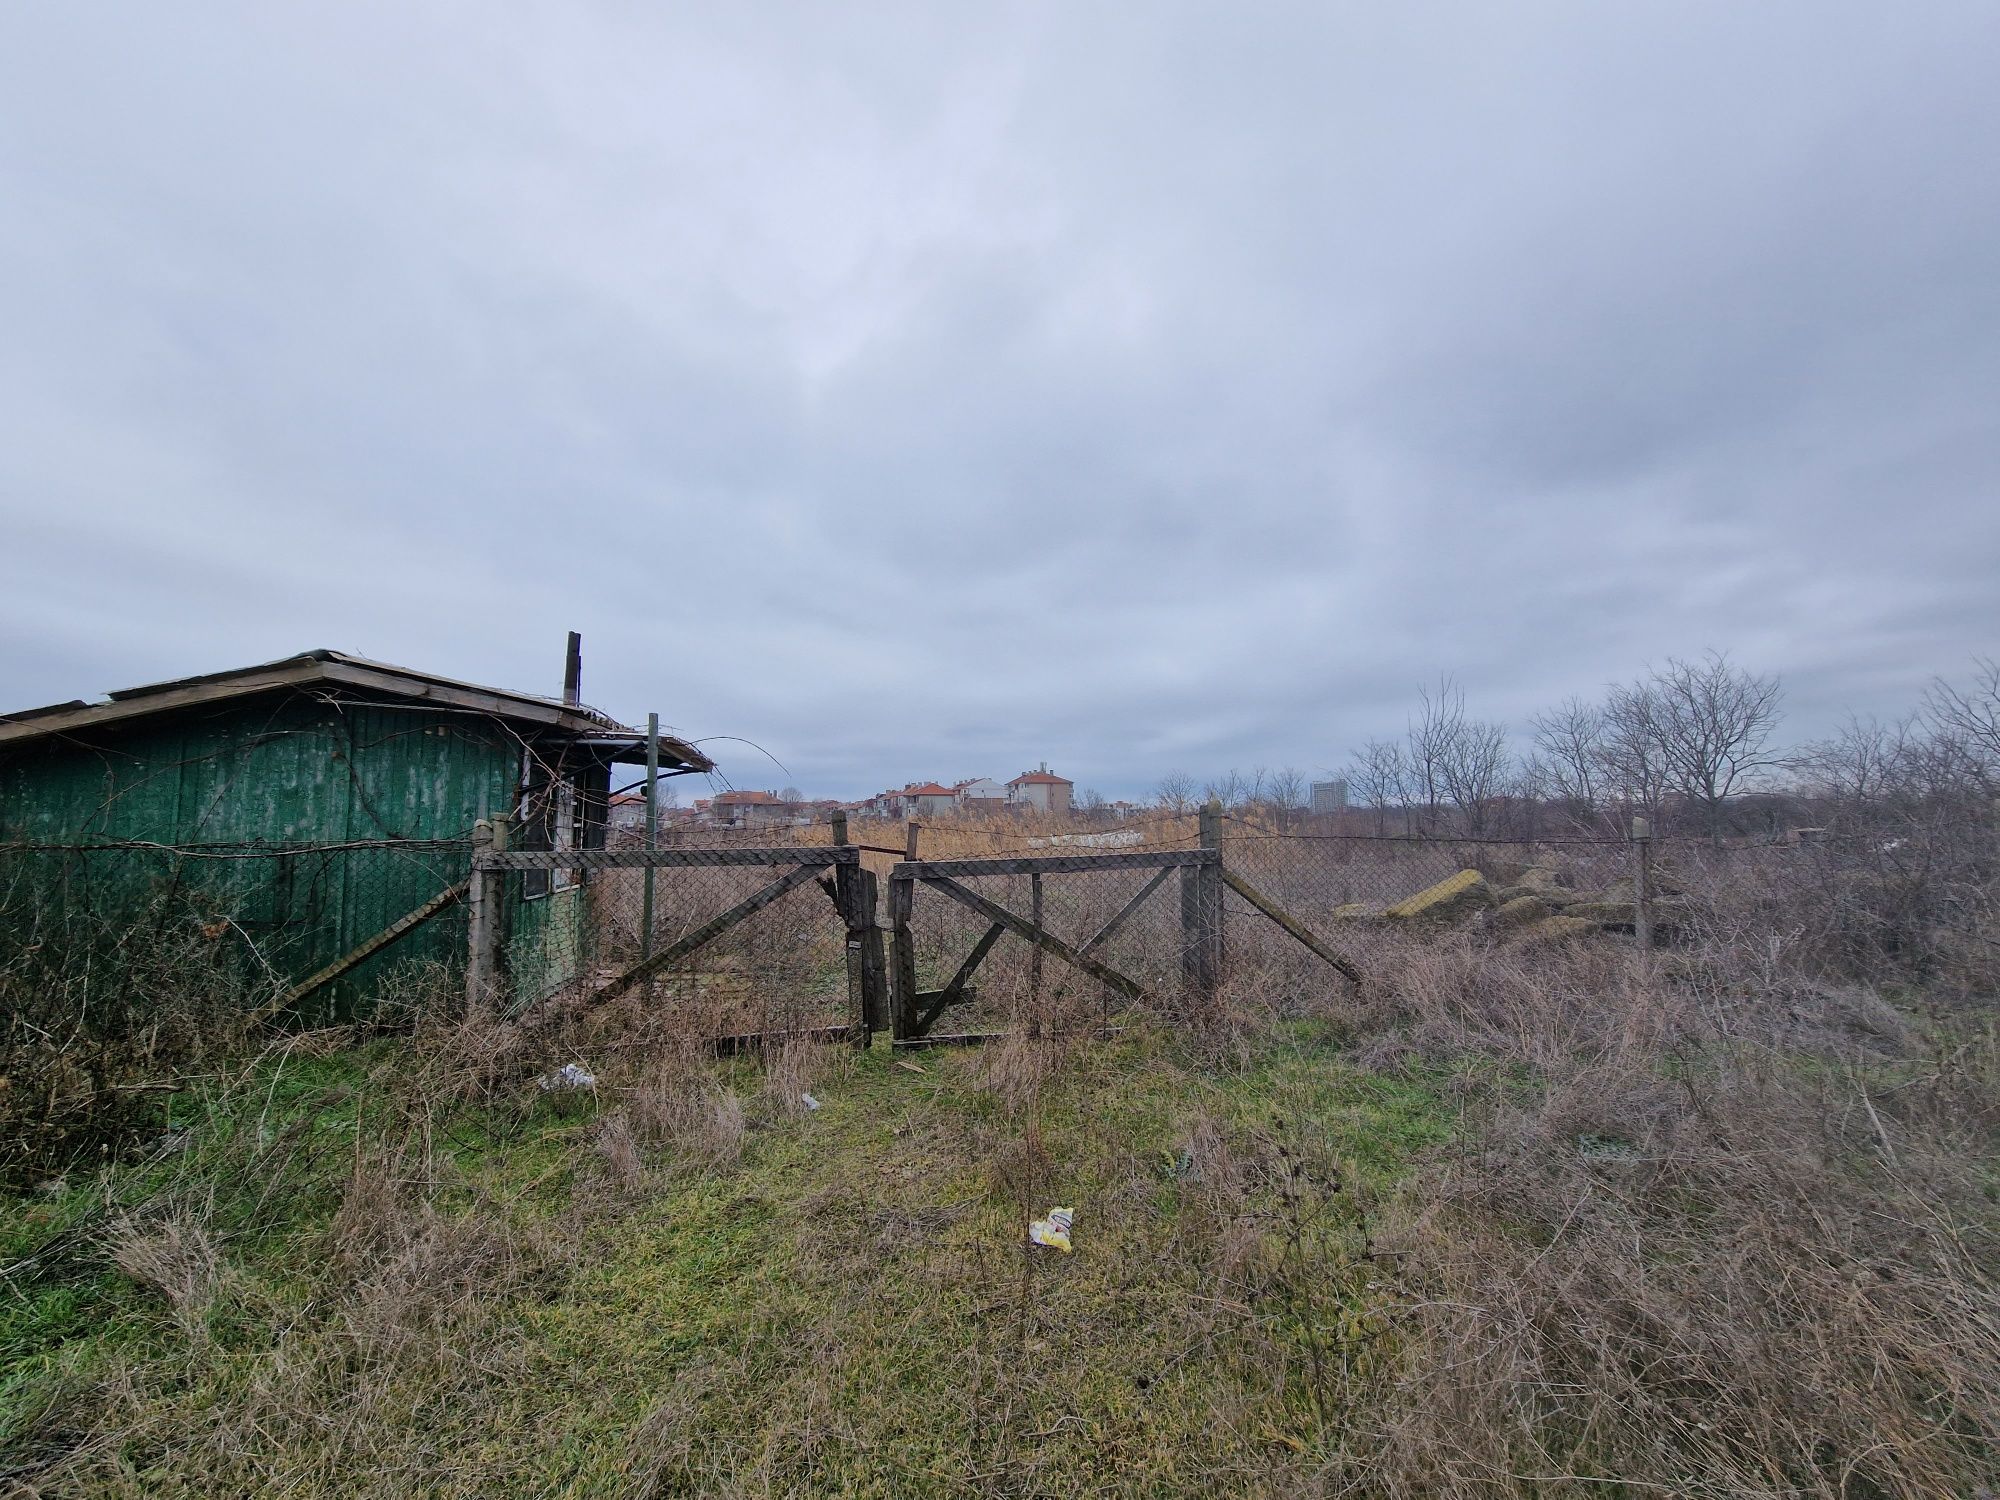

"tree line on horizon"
[1149,651,2000,841]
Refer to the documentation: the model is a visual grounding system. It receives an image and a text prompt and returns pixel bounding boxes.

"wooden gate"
[885,846,1224,1046]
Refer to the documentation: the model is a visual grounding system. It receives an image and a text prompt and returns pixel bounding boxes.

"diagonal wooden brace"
[599,860,831,1001]
[919,873,1150,1003]
[1219,867,1363,984]
[256,879,469,1020]
[1079,863,1175,958]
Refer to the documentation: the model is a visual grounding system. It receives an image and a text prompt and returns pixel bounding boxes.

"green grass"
[0,1020,1454,1497]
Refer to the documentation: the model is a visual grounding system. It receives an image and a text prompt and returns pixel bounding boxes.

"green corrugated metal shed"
[0,650,710,1017]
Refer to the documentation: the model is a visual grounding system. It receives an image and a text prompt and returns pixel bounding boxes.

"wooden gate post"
[465,817,510,1012]
[888,870,918,1042]
[830,812,879,1048]
[858,869,888,1043]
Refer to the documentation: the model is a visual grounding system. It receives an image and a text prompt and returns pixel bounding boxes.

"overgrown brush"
[1325,928,2000,1498]
[0,881,255,1186]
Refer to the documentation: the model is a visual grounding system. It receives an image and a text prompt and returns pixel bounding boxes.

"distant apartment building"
[1310,779,1349,814]
[955,777,1009,812]
[902,782,959,817]
[1008,764,1073,814]
[711,789,795,828]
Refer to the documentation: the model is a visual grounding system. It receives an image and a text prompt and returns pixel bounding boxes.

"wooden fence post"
[465,816,509,1012]
[906,820,921,861]
[830,811,874,1048]
[858,869,887,1042]
[1182,804,1225,1002]
[1631,814,1653,953]
[888,869,918,1042]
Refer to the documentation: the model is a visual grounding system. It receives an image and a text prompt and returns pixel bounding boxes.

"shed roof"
[0,649,713,770]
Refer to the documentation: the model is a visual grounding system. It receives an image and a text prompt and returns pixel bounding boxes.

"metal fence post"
[1631,814,1653,953]
[641,713,660,965]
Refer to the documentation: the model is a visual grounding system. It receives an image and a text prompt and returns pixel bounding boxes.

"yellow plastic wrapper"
[1028,1206,1075,1253]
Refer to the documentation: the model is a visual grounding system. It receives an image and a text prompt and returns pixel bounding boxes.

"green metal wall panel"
[0,690,543,1019]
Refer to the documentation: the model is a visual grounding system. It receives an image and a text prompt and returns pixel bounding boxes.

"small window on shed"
[518,752,583,899]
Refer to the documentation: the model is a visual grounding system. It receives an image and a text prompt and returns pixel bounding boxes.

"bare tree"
[1266,766,1308,830]
[1598,678,1673,823]
[1267,766,1306,807]
[1923,656,2000,788]
[1154,770,1198,813]
[1792,715,1914,806]
[1531,696,1604,826]
[779,785,804,806]
[1345,738,1407,836]
[1410,677,1510,835]
[1649,651,1784,836]
[1204,768,1249,811]
[1440,716,1511,837]
[1405,680,1459,833]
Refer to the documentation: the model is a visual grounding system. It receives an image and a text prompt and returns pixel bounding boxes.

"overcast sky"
[2,4,1995,799]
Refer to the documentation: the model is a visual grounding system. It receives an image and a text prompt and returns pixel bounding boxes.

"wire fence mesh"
[0,838,472,1183]
[0,839,473,1020]
[898,858,1199,1038]
[491,838,858,1041]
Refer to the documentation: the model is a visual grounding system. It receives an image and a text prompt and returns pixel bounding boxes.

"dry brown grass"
[7,826,1998,1498]
[105,1211,224,1340]
[1318,927,2000,1499]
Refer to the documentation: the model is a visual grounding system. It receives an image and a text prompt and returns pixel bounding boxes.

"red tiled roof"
[714,789,782,805]
[1008,771,1072,786]
[904,783,956,797]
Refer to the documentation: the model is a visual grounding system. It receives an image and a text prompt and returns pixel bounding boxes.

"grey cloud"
[2,2,1996,799]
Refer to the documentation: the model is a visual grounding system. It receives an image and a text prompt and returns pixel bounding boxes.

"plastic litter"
[800,1093,821,1111]
[538,1062,597,1092]
[1028,1206,1075,1253]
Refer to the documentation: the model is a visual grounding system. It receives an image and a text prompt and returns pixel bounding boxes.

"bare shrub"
[593,1109,643,1191]
[758,1034,825,1117]
[0,883,253,1184]
[628,1054,746,1169]
[107,1210,225,1337]
[1356,1057,2000,1498]
[974,1031,1070,1115]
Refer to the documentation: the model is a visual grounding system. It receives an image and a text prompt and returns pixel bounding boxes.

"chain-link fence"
[892,853,1206,1040]
[479,831,866,1043]
[0,838,472,1183]
[0,839,473,1018]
